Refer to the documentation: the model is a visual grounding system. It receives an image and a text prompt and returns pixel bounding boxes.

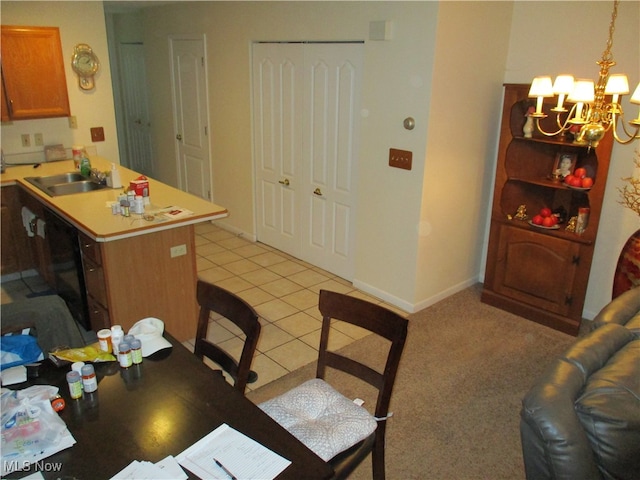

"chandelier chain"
[601,0,619,63]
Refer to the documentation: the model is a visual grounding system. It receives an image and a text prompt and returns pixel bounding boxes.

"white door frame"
[168,34,213,200]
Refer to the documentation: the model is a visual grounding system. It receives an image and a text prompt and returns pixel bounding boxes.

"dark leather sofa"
[519,287,640,480]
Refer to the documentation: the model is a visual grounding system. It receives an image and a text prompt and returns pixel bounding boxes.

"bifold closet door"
[252,42,362,280]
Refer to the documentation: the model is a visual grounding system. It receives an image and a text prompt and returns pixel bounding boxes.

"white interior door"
[117,43,154,176]
[252,42,362,280]
[303,44,362,278]
[252,43,304,257]
[170,36,212,200]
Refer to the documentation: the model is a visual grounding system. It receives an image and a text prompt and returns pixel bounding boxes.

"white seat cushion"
[258,378,377,461]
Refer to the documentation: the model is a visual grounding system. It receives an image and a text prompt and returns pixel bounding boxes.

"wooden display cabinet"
[482,84,614,335]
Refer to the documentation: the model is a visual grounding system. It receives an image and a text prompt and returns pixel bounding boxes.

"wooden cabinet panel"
[82,256,107,308]
[1,26,70,120]
[493,225,580,316]
[79,232,102,266]
[1,186,33,274]
[87,294,110,332]
[16,187,53,286]
[482,84,613,335]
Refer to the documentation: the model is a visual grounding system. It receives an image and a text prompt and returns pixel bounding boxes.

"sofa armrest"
[589,287,640,334]
[520,324,637,480]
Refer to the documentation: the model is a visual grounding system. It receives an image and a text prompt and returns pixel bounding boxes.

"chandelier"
[528,0,639,149]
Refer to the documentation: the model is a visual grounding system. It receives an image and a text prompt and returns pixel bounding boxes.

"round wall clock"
[71,44,100,90]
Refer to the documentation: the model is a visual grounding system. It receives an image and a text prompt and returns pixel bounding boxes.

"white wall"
[415,1,513,310]
[1,2,120,164]
[139,1,446,311]
[504,0,640,318]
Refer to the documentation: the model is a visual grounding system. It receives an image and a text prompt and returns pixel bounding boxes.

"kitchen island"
[1,157,228,341]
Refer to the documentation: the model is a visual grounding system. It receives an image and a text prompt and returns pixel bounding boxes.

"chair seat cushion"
[259,378,377,461]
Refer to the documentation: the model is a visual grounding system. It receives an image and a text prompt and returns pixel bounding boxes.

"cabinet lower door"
[493,226,580,316]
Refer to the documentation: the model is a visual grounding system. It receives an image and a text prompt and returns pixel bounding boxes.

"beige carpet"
[248,284,575,480]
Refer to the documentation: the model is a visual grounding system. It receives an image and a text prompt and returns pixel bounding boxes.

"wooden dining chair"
[259,289,409,480]
[194,280,261,394]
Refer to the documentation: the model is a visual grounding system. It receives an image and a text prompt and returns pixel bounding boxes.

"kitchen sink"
[24,172,107,197]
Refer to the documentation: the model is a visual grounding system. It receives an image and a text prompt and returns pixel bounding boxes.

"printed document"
[176,423,291,480]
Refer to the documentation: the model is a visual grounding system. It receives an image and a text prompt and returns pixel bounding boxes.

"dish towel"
[21,207,35,237]
[36,218,46,239]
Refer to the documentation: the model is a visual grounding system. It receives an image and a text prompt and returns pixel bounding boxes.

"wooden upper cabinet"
[1,26,70,120]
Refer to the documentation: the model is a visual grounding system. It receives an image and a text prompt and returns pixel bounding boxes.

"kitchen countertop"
[1,157,228,242]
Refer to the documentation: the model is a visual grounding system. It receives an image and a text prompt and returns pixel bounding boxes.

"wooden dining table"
[3,334,334,480]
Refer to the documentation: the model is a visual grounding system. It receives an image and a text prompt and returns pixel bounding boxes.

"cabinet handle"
[176,134,182,141]
[313,188,323,196]
[279,178,290,186]
[572,255,580,265]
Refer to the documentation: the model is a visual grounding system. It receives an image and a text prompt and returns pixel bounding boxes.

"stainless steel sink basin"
[24,172,107,197]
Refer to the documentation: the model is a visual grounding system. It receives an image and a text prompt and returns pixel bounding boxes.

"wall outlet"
[34,133,43,146]
[68,116,78,129]
[389,148,412,170]
[170,244,187,258]
[21,134,31,147]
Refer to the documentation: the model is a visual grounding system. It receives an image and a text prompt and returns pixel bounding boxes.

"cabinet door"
[1,186,32,274]
[1,26,70,120]
[493,225,580,316]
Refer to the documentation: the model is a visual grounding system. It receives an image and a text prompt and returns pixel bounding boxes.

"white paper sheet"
[0,365,27,386]
[110,456,187,480]
[176,423,291,480]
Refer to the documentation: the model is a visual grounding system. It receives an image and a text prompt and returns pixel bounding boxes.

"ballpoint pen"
[214,458,237,480]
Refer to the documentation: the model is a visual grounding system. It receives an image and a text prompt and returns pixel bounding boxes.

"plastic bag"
[1,385,68,462]
[52,342,116,363]
[0,335,44,370]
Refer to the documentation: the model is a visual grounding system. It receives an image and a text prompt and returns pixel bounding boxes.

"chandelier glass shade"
[528,0,640,148]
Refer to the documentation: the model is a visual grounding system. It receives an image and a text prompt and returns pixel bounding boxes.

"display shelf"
[482,84,613,335]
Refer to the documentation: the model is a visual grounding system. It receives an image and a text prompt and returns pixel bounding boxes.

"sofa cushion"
[575,339,640,480]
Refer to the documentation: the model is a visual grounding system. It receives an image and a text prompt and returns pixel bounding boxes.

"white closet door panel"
[253,43,304,255]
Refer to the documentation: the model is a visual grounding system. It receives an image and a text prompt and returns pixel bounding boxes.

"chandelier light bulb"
[551,75,575,111]
[631,83,640,125]
[528,76,553,115]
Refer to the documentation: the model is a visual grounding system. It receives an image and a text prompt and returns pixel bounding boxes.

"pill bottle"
[118,342,132,368]
[50,395,66,412]
[71,361,85,375]
[97,329,112,353]
[81,364,98,393]
[120,199,130,217]
[66,371,83,399]
[134,195,144,214]
[123,334,135,345]
[111,325,124,356]
[130,339,143,364]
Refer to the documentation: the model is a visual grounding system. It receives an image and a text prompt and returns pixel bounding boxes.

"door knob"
[313,188,323,196]
[176,134,182,141]
[279,178,290,186]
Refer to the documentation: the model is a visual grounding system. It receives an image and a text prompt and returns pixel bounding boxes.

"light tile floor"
[0,222,407,393]
[190,222,407,392]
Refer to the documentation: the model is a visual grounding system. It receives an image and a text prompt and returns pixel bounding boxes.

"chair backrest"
[317,289,408,419]
[194,280,261,394]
